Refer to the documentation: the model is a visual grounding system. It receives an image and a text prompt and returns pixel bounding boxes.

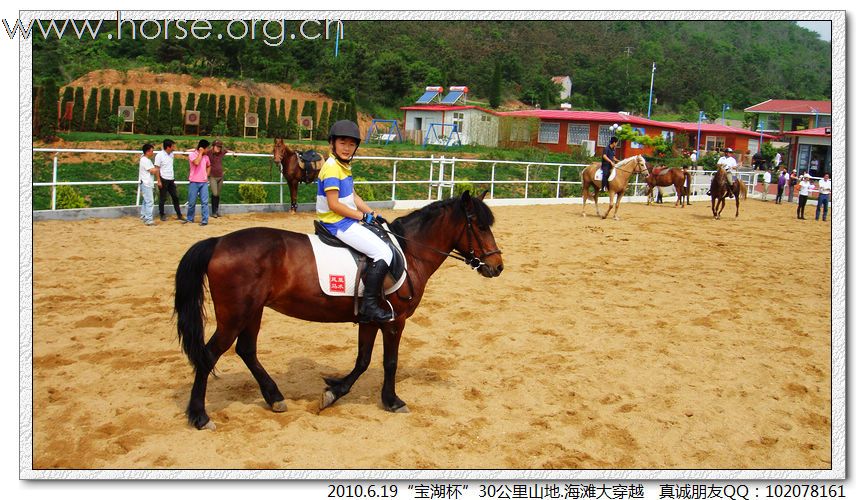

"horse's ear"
[461,190,472,203]
[478,190,489,201]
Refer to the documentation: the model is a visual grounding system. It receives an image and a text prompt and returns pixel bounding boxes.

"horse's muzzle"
[478,263,503,278]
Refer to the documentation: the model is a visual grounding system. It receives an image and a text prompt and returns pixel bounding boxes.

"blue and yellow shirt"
[316,156,357,234]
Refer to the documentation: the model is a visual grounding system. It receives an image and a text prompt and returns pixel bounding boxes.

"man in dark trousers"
[600,136,619,192]
[154,139,183,221]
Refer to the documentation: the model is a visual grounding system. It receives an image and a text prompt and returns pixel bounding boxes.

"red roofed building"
[782,127,832,177]
[496,109,680,157]
[663,122,779,160]
[744,99,831,134]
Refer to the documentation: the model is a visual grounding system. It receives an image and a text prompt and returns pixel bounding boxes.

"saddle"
[297,150,323,184]
[651,166,672,177]
[312,220,407,291]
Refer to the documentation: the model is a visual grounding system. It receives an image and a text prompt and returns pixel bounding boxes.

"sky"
[796,20,832,41]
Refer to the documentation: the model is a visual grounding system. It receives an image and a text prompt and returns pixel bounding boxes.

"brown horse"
[175,191,504,430]
[273,138,319,213]
[709,168,747,219]
[581,155,649,220]
[645,166,691,207]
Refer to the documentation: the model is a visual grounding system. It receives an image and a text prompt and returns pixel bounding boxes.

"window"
[661,130,675,142]
[480,114,492,122]
[630,127,646,149]
[413,117,422,130]
[566,123,590,145]
[706,136,726,151]
[453,112,465,133]
[597,125,614,147]
[538,122,560,144]
[757,114,780,131]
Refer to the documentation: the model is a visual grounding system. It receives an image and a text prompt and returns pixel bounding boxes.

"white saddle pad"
[307,231,407,297]
[594,167,617,182]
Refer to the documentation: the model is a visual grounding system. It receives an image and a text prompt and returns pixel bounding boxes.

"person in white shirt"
[690,149,698,165]
[816,173,832,221]
[774,152,782,168]
[154,139,183,221]
[797,174,814,219]
[761,170,772,201]
[716,148,738,198]
[138,143,160,226]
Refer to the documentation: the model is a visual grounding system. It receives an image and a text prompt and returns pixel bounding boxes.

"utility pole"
[624,47,634,87]
[647,62,656,118]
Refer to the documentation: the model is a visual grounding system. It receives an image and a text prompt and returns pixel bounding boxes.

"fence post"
[279,171,284,204]
[556,165,562,198]
[449,157,456,198]
[392,161,398,201]
[428,156,435,200]
[51,155,58,210]
[490,163,496,199]
[436,156,445,201]
[524,164,530,199]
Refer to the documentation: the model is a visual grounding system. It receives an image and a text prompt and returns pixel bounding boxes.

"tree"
[96,88,112,132]
[184,92,195,113]
[267,98,278,137]
[171,92,182,133]
[347,96,358,125]
[135,90,148,134]
[83,88,98,132]
[148,90,159,134]
[308,101,318,134]
[315,102,329,140]
[124,89,134,106]
[256,97,267,136]
[206,94,217,135]
[196,93,208,134]
[59,86,73,131]
[227,95,238,136]
[71,87,85,131]
[286,99,297,139]
[327,101,339,134]
[236,96,246,136]
[159,92,171,134]
[111,89,121,116]
[488,61,502,109]
[37,79,59,141]
[217,94,226,124]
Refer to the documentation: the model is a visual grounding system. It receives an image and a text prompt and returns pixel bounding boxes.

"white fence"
[32,148,760,211]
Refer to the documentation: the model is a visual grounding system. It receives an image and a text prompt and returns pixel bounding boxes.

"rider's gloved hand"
[362,212,376,224]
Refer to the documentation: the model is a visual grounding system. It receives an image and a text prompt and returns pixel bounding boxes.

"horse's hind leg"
[381,319,408,413]
[187,330,237,430]
[235,308,287,413]
[321,322,379,410]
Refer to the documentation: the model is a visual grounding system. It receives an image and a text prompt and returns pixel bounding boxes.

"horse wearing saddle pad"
[297,150,323,184]
[651,166,672,177]
[593,167,617,182]
[308,221,408,308]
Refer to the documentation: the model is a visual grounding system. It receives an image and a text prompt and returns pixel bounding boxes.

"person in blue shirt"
[600,136,619,192]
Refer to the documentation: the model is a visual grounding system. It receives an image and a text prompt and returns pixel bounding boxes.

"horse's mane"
[615,155,643,168]
[390,195,495,239]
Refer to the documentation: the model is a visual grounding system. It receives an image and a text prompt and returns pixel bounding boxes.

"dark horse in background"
[273,138,321,213]
[645,166,691,207]
[709,168,747,219]
[175,191,504,430]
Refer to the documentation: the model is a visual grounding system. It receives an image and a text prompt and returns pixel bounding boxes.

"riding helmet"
[329,120,362,143]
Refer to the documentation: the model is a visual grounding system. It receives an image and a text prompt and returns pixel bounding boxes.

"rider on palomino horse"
[316,120,394,323]
[717,147,738,198]
[600,136,619,192]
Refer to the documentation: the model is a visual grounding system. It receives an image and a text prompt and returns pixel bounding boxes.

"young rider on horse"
[717,147,738,198]
[600,136,619,192]
[316,120,394,323]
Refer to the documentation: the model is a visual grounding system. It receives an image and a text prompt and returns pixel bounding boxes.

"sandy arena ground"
[31,199,832,470]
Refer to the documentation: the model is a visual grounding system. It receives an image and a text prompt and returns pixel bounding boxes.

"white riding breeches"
[336,222,393,264]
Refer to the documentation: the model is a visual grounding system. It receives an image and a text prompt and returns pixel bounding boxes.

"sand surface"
[31,200,832,470]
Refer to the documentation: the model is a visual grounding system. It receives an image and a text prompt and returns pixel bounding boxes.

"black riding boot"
[358,259,394,323]
[727,183,735,198]
[212,196,220,217]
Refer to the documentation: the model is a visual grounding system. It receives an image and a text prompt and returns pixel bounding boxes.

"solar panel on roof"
[441,90,464,104]
[416,90,438,104]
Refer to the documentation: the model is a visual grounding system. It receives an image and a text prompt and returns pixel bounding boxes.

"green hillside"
[33,19,830,116]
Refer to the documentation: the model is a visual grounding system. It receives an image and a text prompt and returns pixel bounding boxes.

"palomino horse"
[709,168,747,219]
[581,155,649,220]
[645,166,691,207]
[175,191,504,430]
[272,138,319,213]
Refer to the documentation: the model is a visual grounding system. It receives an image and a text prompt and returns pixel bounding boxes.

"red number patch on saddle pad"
[329,275,346,293]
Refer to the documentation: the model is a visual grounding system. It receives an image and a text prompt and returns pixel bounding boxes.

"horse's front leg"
[646,185,653,205]
[289,180,299,213]
[321,322,379,410]
[381,319,409,413]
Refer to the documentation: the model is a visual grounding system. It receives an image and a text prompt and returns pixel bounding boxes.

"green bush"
[238,179,267,204]
[353,176,375,201]
[55,185,87,209]
[454,178,476,197]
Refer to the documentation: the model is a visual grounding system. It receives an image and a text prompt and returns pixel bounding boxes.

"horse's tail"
[175,237,220,376]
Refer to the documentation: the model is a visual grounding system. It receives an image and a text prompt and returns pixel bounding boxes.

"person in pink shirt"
[184,139,211,225]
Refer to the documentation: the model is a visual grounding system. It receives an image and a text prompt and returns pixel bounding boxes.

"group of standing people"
[796,173,832,221]
[137,138,230,226]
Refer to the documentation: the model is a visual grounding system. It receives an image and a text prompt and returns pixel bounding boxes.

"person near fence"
[787,170,798,203]
[797,174,814,220]
[184,139,211,226]
[600,136,619,192]
[761,169,772,201]
[138,143,159,226]
[206,140,230,218]
[816,173,832,221]
[155,139,183,221]
[716,148,738,198]
[774,151,782,169]
[317,120,394,323]
[775,168,788,204]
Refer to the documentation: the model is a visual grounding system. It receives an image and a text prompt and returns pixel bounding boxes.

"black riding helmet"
[328,120,361,162]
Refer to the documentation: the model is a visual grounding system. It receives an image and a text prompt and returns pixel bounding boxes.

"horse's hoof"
[581,213,586,217]
[272,400,288,413]
[613,216,619,221]
[387,404,410,414]
[201,420,216,431]
[320,390,337,410]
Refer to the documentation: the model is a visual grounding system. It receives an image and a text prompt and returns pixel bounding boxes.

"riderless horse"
[645,166,691,208]
[581,155,649,220]
[175,191,504,430]
[273,138,322,213]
